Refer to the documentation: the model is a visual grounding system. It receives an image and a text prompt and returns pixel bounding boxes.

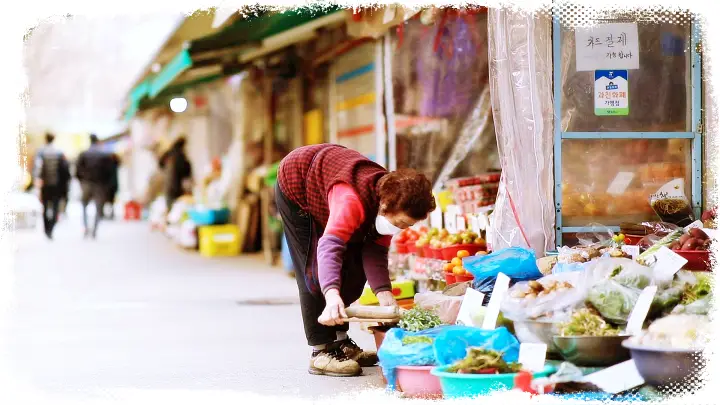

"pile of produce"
[417,228,486,250]
[447,348,522,374]
[511,279,575,301]
[443,249,488,277]
[395,227,424,247]
[398,307,442,332]
[668,228,712,251]
[558,308,620,337]
[636,229,683,265]
[627,314,710,350]
[702,208,717,229]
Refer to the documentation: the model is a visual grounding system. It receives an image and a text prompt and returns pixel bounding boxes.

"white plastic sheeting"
[487,9,555,255]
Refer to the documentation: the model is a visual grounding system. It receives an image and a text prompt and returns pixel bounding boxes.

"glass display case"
[552,11,703,245]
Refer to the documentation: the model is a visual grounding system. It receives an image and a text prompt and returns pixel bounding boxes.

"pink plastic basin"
[396,365,443,399]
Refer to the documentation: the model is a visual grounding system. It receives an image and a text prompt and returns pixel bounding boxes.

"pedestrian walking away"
[275,144,436,377]
[34,133,71,240]
[75,134,115,239]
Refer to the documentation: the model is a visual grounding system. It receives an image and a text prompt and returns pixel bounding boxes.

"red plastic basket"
[445,272,457,285]
[396,242,409,254]
[441,244,486,261]
[455,273,475,283]
[432,247,444,260]
[673,250,711,271]
[423,246,434,258]
[415,245,426,257]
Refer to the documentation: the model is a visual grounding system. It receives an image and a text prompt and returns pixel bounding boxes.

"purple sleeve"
[317,234,347,295]
[362,242,392,294]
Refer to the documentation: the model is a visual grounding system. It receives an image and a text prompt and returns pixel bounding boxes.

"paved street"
[5,205,384,401]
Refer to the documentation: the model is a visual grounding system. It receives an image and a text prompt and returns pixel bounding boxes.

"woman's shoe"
[308,346,362,377]
[337,338,379,367]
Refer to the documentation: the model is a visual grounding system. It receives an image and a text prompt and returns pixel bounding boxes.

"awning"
[124,6,344,120]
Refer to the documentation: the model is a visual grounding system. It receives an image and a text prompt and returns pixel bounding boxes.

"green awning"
[125,5,344,120]
[148,49,193,98]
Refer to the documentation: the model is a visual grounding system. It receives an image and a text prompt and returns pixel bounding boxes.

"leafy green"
[401,336,434,345]
[636,230,683,265]
[447,348,522,374]
[398,307,442,332]
[559,308,620,337]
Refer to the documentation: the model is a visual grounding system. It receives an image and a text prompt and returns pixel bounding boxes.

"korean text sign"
[575,23,640,71]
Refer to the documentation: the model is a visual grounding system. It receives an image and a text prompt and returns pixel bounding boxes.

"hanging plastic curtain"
[391,8,497,183]
[487,9,555,254]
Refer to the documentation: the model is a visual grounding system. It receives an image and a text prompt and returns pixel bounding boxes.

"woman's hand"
[318,289,348,326]
[376,290,398,307]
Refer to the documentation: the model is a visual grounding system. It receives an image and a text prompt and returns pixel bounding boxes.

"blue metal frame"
[552,15,703,246]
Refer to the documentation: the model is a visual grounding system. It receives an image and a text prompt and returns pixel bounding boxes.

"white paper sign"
[621,244,640,259]
[456,289,486,327]
[653,246,688,280]
[519,343,547,373]
[469,215,482,234]
[444,212,457,234]
[583,360,645,394]
[684,220,704,233]
[625,285,658,336]
[457,216,467,231]
[430,207,443,229]
[575,23,640,71]
[482,273,511,330]
[607,171,635,195]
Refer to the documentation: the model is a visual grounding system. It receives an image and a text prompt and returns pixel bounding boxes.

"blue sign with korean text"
[594,70,629,116]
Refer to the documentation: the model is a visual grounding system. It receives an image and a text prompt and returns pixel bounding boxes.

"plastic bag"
[649,179,695,227]
[413,292,463,324]
[465,247,542,294]
[649,285,684,318]
[433,326,520,366]
[586,280,641,325]
[575,223,616,248]
[610,264,654,290]
[377,326,519,390]
[672,295,711,315]
[501,271,592,322]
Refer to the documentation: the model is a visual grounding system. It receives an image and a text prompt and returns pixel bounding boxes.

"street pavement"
[5,204,384,401]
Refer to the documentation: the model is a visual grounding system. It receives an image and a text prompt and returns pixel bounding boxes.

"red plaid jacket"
[277,144,387,241]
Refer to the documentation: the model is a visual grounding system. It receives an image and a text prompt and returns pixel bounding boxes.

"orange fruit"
[443,263,454,273]
[451,257,463,267]
[456,250,470,258]
[452,266,465,275]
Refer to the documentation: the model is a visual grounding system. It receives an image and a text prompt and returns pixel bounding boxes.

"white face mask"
[375,215,402,236]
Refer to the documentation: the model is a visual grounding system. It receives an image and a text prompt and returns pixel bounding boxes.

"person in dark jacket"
[106,153,120,219]
[162,137,193,211]
[34,133,71,240]
[276,144,436,377]
[76,134,114,239]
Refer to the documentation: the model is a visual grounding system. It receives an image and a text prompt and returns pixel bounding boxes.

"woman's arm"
[317,183,365,295]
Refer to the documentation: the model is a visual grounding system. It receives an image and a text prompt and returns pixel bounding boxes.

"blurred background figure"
[106,153,121,220]
[34,132,71,240]
[162,136,193,212]
[75,134,115,239]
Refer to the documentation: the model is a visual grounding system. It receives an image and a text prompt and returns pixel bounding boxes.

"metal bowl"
[622,341,706,389]
[511,320,560,354]
[553,335,631,367]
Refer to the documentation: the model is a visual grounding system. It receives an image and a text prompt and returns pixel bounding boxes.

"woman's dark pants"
[275,183,366,347]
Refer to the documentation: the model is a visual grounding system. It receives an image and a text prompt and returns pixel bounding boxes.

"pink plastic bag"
[413,292,463,324]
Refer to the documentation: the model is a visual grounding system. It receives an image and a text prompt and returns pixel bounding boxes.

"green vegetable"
[681,273,712,305]
[559,308,620,337]
[649,286,684,319]
[398,307,442,332]
[637,230,683,265]
[586,280,639,325]
[401,336,434,345]
[610,266,623,278]
[611,268,651,290]
[447,348,522,374]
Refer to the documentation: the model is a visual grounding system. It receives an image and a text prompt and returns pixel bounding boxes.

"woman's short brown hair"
[377,169,436,220]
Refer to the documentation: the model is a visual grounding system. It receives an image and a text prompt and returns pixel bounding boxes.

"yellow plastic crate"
[198,224,241,257]
[358,280,415,305]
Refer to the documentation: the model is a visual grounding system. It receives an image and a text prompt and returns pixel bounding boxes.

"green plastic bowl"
[430,365,555,399]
